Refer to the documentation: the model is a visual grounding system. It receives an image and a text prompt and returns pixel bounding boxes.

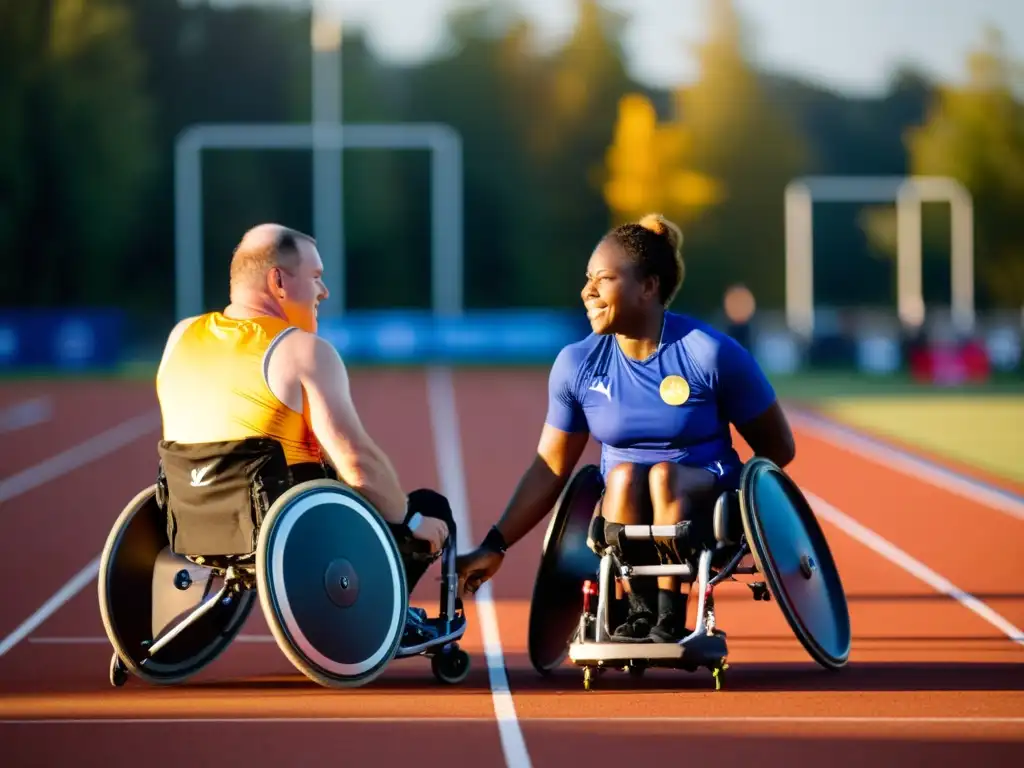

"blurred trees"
[668,0,810,311]
[904,28,1024,308]
[1,0,1010,332]
[0,0,157,308]
[603,0,809,313]
[859,29,1024,310]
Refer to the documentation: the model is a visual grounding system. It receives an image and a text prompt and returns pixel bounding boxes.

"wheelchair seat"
[712,489,743,549]
[157,436,331,560]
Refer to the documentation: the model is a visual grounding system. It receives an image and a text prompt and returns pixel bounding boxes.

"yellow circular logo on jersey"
[659,375,690,406]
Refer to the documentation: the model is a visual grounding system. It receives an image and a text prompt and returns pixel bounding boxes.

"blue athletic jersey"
[545,311,777,486]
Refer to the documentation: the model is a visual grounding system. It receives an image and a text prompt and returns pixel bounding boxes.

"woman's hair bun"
[638,213,682,253]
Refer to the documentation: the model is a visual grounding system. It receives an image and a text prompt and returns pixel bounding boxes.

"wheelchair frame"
[568,505,758,690]
[533,458,851,691]
[101,479,471,690]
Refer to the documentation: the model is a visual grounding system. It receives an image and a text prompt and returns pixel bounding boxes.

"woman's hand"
[457,546,505,596]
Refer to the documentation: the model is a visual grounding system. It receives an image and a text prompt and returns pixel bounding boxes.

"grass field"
[805,395,1024,485]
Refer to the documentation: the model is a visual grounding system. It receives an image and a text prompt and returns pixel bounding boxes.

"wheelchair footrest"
[569,630,728,667]
[569,641,686,663]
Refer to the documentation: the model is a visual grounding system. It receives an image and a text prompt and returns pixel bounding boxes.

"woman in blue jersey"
[457,213,796,642]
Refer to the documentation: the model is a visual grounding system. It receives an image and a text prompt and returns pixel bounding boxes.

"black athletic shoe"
[612,611,654,642]
[648,613,685,643]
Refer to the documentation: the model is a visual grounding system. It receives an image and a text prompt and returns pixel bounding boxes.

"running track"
[1,370,1022,766]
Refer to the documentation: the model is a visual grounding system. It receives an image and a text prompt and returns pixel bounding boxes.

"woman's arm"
[457,345,591,594]
[492,425,591,548]
[456,424,589,595]
[717,334,796,468]
[734,400,796,468]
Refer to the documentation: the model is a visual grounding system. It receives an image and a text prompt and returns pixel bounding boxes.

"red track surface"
[1,370,1022,766]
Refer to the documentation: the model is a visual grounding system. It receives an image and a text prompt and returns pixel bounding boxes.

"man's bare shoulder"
[158,315,202,373]
[275,329,345,373]
[167,315,201,344]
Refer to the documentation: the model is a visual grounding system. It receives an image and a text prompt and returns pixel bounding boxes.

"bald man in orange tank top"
[156,224,452,641]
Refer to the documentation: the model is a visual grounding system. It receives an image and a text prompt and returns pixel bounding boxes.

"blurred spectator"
[723,284,756,349]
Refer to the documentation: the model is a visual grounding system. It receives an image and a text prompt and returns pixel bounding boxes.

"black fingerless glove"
[481,525,508,554]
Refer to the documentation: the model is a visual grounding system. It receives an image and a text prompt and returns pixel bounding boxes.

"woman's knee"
[648,462,717,523]
[601,462,648,524]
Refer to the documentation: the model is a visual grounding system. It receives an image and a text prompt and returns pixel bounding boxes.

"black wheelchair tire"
[527,464,603,676]
[97,485,256,686]
[255,479,409,689]
[737,457,851,671]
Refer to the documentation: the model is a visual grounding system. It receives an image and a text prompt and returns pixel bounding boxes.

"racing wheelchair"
[97,437,470,690]
[527,456,851,691]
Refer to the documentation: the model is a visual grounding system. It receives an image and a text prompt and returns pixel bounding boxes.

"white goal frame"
[784,175,974,338]
[173,122,464,321]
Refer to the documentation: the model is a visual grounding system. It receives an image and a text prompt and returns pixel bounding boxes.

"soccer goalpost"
[173,122,464,322]
[784,175,975,338]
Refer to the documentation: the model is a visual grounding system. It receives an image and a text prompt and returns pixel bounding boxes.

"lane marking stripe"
[790,408,1024,522]
[0,410,159,658]
[0,396,53,435]
[806,490,1024,647]
[0,410,160,504]
[0,716,1021,725]
[427,367,532,768]
[27,635,276,644]
[0,558,101,658]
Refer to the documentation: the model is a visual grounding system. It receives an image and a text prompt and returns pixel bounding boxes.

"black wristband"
[482,525,508,554]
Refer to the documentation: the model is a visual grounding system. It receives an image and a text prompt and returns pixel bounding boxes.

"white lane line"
[0,410,160,658]
[0,410,160,504]
[27,635,276,644]
[0,716,1021,726]
[806,490,1024,647]
[426,367,532,768]
[0,396,53,435]
[0,558,101,657]
[790,408,1024,522]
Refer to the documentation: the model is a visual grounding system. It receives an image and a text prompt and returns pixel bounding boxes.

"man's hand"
[456,546,505,597]
[411,516,448,553]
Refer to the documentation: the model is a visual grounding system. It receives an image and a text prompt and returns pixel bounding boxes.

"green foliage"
[860,29,1024,309]
[668,0,811,312]
[602,0,811,313]
[0,0,157,307]
[3,0,1011,335]
[906,28,1024,308]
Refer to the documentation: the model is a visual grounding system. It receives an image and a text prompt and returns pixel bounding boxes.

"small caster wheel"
[109,652,128,688]
[583,666,594,691]
[431,647,471,685]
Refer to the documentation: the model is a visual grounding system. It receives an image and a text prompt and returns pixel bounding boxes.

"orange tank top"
[156,312,322,466]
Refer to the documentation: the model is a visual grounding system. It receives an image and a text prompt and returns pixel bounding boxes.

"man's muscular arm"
[290,333,408,525]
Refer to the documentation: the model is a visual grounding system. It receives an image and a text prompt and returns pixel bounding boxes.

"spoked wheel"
[431,645,471,685]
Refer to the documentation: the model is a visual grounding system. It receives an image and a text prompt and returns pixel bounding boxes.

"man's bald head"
[229,224,317,293]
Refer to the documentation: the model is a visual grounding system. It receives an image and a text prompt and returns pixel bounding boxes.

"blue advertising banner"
[317,310,590,364]
[0,310,125,371]
[0,308,588,370]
